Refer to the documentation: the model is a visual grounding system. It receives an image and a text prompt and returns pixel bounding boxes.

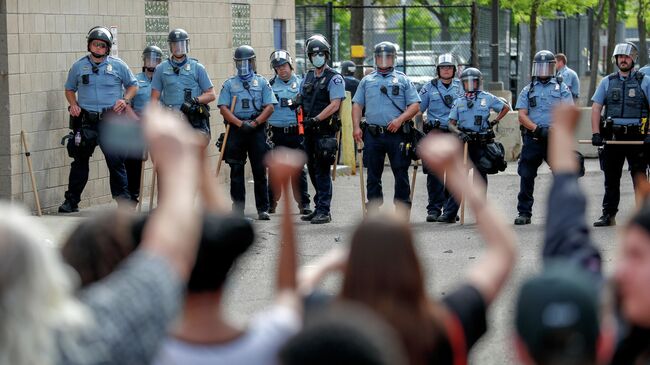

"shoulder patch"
[332,76,343,85]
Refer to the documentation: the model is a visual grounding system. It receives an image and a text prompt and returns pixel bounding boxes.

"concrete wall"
[0,0,295,213]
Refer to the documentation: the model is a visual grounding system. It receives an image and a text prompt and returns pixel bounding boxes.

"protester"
[299,134,516,365]
[153,147,305,365]
[0,105,203,365]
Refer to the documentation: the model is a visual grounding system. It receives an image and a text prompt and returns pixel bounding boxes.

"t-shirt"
[152,304,301,365]
[57,251,184,365]
[429,283,488,364]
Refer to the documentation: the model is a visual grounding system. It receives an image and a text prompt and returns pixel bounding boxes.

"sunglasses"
[313,52,326,57]
[91,41,107,49]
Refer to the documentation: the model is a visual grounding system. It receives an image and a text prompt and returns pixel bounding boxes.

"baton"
[408,159,419,221]
[578,139,644,145]
[216,95,237,178]
[149,165,157,210]
[21,131,42,216]
[358,143,367,218]
[332,130,342,180]
[460,141,468,225]
[136,152,147,212]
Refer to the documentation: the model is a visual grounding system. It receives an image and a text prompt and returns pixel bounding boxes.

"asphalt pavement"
[36,158,632,364]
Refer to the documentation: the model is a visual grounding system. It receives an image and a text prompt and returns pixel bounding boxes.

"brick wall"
[0,0,295,213]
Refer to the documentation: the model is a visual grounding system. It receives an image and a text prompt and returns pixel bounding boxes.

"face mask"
[312,55,326,68]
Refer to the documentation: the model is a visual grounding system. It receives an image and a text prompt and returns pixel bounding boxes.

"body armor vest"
[605,71,648,122]
[301,68,338,118]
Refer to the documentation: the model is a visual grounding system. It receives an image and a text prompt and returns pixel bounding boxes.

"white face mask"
[312,55,326,68]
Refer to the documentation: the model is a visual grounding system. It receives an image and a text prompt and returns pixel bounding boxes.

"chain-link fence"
[296,3,483,89]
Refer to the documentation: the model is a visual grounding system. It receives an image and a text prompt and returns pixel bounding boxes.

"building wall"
[0,0,295,212]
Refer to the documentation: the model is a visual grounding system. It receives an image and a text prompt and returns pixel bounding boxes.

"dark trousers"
[600,144,646,215]
[225,125,270,213]
[64,135,130,203]
[304,131,335,215]
[423,128,458,215]
[124,157,143,203]
[267,128,310,208]
[363,130,411,207]
[517,134,549,217]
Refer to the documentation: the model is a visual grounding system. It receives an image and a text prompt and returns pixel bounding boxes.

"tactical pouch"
[69,114,82,130]
[316,137,338,165]
[216,132,225,150]
[479,142,507,174]
[404,127,425,161]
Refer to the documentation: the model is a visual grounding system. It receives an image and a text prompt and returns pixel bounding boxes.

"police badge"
[629,88,636,97]
[252,79,259,87]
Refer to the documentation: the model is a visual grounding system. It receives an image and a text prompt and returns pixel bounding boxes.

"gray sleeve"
[72,251,184,365]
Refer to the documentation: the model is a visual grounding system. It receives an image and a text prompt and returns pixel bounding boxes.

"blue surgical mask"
[312,55,326,68]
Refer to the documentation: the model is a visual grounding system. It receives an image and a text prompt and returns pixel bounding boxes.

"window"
[145,0,169,57]
[273,19,286,50]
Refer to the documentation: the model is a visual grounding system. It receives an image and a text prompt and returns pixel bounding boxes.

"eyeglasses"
[91,41,107,49]
[313,52,326,57]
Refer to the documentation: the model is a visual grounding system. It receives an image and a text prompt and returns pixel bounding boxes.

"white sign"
[110,26,118,57]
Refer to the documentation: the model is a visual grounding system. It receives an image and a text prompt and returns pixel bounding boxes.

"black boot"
[426,211,441,222]
[593,214,616,227]
[58,199,79,213]
[311,213,331,224]
[514,215,531,225]
[301,211,317,221]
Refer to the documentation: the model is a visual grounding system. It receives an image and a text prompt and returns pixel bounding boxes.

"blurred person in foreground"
[299,133,517,365]
[0,105,204,365]
[535,103,650,364]
[153,147,305,365]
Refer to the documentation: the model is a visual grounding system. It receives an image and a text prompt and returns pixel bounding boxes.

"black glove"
[458,132,471,143]
[591,133,604,146]
[240,120,256,134]
[532,126,548,140]
[644,134,650,144]
[288,98,300,110]
[304,116,320,128]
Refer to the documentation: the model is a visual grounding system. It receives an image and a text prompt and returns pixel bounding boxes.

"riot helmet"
[234,45,256,77]
[142,45,163,72]
[374,42,397,70]
[461,67,482,92]
[270,49,293,70]
[531,50,556,79]
[306,35,331,68]
[87,26,113,58]
[436,53,457,79]
[168,29,190,58]
[612,42,639,69]
[340,60,356,76]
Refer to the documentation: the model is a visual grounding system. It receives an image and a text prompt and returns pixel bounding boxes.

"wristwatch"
[123,98,132,106]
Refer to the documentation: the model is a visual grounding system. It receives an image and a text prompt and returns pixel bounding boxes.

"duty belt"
[269,125,299,135]
[461,130,495,144]
[82,108,109,124]
[424,123,449,134]
[612,124,642,136]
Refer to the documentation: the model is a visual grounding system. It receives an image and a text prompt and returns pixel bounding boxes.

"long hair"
[0,203,90,365]
[340,215,442,365]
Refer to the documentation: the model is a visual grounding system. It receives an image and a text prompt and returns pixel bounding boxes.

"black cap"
[516,261,600,363]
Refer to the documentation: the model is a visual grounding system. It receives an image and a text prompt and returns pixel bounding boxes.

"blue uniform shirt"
[418,78,463,127]
[352,70,420,127]
[556,65,580,99]
[591,71,650,125]
[268,73,301,128]
[299,67,347,103]
[151,57,213,109]
[65,55,137,112]
[515,79,573,128]
[132,72,153,114]
[217,74,277,120]
[450,91,506,133]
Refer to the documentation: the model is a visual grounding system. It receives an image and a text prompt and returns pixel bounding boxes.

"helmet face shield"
[613,43,638,60]
[531,61,556,77]
[169,40,189,57]
[235,59,255,76]
[375,52,395,69]
[462,76,480,92]
[143,52,162,68]
[270,50,291,69]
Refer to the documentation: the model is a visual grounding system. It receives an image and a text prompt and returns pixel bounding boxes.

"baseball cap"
[515,261,600,363]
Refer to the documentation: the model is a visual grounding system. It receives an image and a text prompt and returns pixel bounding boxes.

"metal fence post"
[402,5,407,73]
[326,1,333,66]
[471,1,479,67]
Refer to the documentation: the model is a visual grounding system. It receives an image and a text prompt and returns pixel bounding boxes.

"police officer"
[591,42,650,227]
[514,50,573,225]
[340,60,360,97]
[267,49,312,215]
[555,53,580,102]
[447,68,510,222]
[218,45,276,220]
[418,53,464,222]
[122,45,163,205]
[59,26,138,213]
[151,29,215,141]
[299,35,346,224]
[352,42,420,212]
